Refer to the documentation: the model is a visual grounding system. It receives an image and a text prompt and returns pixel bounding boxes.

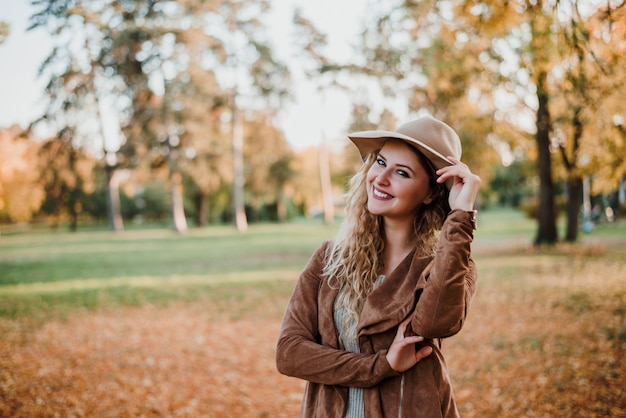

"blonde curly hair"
[324,141,450,338]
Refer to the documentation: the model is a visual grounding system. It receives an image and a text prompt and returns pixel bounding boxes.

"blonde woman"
[276,116,481,417]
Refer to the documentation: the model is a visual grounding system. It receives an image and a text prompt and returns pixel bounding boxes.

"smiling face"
[366,140,434,224]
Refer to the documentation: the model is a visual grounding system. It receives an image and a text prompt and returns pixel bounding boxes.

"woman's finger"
[400,336,424,347]
[415,345,433,362]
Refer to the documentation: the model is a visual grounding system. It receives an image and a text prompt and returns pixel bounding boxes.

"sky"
[0,0,369,151]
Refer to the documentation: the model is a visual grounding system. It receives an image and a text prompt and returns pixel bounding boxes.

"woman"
[276,115,481,417]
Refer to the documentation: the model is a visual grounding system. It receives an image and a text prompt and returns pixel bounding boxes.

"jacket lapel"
[358,251,432,337]
[318,276,341,348]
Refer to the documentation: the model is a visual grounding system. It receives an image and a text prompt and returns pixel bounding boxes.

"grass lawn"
[0,221,337,318]
[1,207,625,417]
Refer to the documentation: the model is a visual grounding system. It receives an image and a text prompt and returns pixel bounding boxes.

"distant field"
[1,208,625,417]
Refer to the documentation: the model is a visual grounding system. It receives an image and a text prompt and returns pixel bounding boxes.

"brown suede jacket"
[276,209,478,418]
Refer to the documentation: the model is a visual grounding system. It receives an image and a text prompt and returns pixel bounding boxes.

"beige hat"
[347,115,462,188]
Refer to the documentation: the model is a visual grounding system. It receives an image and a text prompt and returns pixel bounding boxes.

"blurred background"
[0,0,623,238]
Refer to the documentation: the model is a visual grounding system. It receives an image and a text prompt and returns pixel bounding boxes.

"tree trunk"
[106,166,124,232]
[195,191,209,227]
[95,92,124,232]
[276,188,287,223]
[170,170,188,234]
[319,138,334,225]
[162,79,187,234]
[232,92,248,232]
[564,175,583,242]
[534,70,558,245]
[69,190,79,232]
[561,107,584,242]
[68,147,79,232]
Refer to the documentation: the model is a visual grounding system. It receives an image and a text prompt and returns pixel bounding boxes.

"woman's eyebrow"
[377,152,416,175]
[396,163,416,175]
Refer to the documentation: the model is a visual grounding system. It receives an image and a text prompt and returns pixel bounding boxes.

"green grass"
[0,222,337,319]
[1,208,624,320]
[0,223,336,284]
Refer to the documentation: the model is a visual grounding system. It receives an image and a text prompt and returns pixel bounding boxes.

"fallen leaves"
[1,305,305,417]
[1,252,625,417]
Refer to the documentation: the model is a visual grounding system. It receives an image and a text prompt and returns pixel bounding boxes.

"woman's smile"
[372,186,393,200]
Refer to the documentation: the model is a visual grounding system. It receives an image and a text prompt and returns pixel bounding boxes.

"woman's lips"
[372,186,392,199]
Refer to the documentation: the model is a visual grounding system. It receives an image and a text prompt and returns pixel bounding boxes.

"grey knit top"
[333,275,386,418]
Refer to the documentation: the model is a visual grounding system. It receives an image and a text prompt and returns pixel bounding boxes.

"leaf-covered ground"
[1,245,625,417]
[1,305,304,417]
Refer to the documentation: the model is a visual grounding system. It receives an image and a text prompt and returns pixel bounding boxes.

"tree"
[38,130,96,230]
[453,0,626,243]
[29,0,136,232]
[231,92,247,231]
[242,114,294,222]
[178,102,231,227]
[550,2,626,240]
[0,126,45,225]
[110,0,290,232]
[576,4,626,198]
[521,3,560,245]
[207,1,290,231]
[95,97,124,231]
[29,0,290,233]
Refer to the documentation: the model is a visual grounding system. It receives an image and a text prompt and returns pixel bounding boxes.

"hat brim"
[347,130,454,171]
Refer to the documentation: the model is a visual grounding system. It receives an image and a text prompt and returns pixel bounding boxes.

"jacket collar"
[358,250,432,336]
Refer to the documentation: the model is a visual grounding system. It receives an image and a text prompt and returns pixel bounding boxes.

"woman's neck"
[381,218,414,276]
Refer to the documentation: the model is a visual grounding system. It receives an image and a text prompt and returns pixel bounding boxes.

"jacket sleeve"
[276,242,399,388]
[411,209,478,339]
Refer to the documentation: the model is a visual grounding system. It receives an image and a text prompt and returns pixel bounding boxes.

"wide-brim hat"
[347,115,462,189]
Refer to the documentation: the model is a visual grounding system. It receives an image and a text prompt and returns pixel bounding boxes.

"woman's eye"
[376,158,386,166]
[396,170,409,178]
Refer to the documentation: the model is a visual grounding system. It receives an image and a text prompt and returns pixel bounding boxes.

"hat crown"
[395,116,461,162]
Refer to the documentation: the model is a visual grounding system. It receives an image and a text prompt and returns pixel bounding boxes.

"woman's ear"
[422,188,435,205]
[423,180,446,206]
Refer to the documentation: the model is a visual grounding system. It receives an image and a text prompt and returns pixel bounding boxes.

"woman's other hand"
[386,317,433,372]
[436,157,481,211]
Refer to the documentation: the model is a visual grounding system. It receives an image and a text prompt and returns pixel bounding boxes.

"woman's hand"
[436,157,481,211]
[386,317,433,373]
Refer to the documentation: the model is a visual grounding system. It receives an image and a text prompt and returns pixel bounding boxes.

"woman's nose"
[375,168,391,185]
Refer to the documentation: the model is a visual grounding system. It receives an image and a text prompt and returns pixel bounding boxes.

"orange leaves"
[1,306,303,417]
[1,249,625,417]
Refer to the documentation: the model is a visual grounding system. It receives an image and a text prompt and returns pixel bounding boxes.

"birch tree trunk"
[170,170,188,234]
[106,166,124,232]
[96,94,124,232]
[319,137,334,225]
[232,92,248,232]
